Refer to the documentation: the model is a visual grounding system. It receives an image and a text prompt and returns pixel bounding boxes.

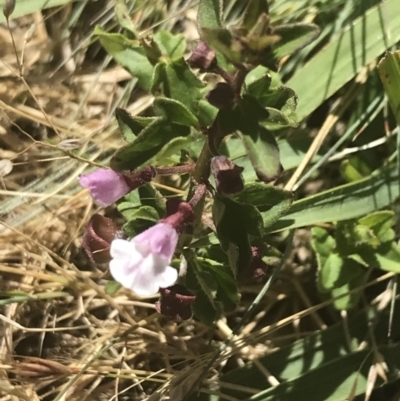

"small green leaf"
[197,258,240,311]
[94,26,154,90]
[378,51,400,125]
[245,74,272,99]
[150,61,165,94]
[121,206,160,237]
[116,108,156,143]
[197,99,218,127]
[234,183,293,228]
[319,253,344,292]
[242,0,269,32]
[358,211,394,243]
[198,0,222,30]
[201,27,242,64]
[213,197,263,277]
[239,125,282,183]
[192,290,220,325]
[115,0,137,36]
[311,226,336,269]
[105,280,122,296]
[110,118,190,171]
[163,58,205,115]
[153,30,186,60]
[153,97,199,127]
[273,23,320,59]
[375,242,400,273]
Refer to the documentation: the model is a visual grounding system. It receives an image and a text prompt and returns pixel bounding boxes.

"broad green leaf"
[198,0,222,30]
[115,108,156,143]
[378,51,400,125]
[153,31,186,60]
[94,26,154,90]
[153,97,199,128]
[234,183,293,228]
[273,23,320,59]
[267,165,400,232]
[190,259,218,306]
[110,118,190,171]
[287,0,400,120]
[163,58,205,115]
[213,197,263,277]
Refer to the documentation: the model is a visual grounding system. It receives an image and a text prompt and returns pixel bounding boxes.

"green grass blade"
[267,164,400,232]
[0,0,76,21]
[287,0,400,121]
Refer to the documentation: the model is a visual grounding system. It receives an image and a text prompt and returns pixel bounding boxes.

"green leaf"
[94,26,154,90]
[153,97,199,128]
[267,165,400,232]
[358,211,394,243]
[163,58,205,115]
[121,206,160,237]
[273,23,320,59]
[287,0,400,121]
[150,62,166,94]
[245,74,272,99]
[234,183,293,228]
[110,118,190,171]
[375,242,400,273]
[319,252,344,292]
[239,124,282,183]
[378,50,400,125]
[213,197,263,277]
[197,258,240,311]
[115,0,137,36]
[116,108,156,143]
[242,0,269,32]
[0,0,72,22]
[105,280,122,296]
[198,0,222,30]
[201,27,242,64]
[197,99,218,127]
[153,31,186,60]
[311,227,336,271]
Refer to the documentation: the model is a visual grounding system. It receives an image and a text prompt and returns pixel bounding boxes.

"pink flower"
[109,223,179,296]
[79,169,130,207]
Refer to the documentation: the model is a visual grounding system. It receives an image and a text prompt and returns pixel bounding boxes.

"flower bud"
[211,156,244,196]
[83,214,121,264]
[162,200,194,233]
[79,167,156,207]
[188,41,216,71]
[206,82,235,109]
[155,284,196,322]
[249,246,269,281]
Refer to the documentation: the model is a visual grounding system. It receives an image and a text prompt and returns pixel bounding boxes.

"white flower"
[109,223,179,296]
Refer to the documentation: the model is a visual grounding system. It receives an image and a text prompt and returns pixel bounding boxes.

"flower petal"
[155,265,178,289]
[134,223,178,261]
[79,169,130,207]
[110,239,137,260]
